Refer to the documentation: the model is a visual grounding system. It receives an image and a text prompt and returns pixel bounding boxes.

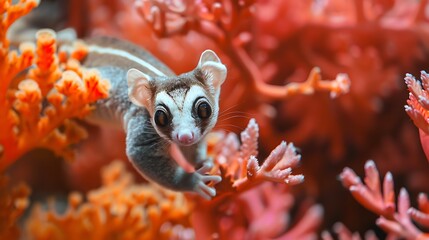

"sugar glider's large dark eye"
[154,108,170,127]
[196,99,212,119]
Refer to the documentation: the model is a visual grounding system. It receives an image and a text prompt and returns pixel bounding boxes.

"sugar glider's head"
[126,50,227,146]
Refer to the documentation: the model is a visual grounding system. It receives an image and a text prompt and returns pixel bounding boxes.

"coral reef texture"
[0,0,110,171]
[24,120,319,239]
[26,161,192,240]
[1,0,429,239]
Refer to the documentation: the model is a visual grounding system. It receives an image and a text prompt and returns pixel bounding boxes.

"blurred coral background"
[2,0,429,239]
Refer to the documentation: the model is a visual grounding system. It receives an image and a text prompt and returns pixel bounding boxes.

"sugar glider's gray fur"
[77,37,226,199]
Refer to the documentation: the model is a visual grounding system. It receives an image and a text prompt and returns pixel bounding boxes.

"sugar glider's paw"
[193,162,221,200]
[193,174,222,200]
[196,159,214,173]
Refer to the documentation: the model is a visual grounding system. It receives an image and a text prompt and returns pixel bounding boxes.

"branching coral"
[26,119,322,239]
[0,0,38,169]
[405,71,429,135]
[0,0,111,171]
[263,0,429,159]
[0,174,30,240]
[405,71,429,162]
[338,160,429,239]
[26,160,192,240]
[187,119,322,239]
[211,118,304,194]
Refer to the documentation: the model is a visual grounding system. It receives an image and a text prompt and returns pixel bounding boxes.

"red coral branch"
[409,193,429,228]
[213,119,303,194]
[404,71,429,163]
[405,72,429,134]
[340,160,428,239]
[340,161,395,218]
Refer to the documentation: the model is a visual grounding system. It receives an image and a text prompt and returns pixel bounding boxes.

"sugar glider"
[63,37,226,199]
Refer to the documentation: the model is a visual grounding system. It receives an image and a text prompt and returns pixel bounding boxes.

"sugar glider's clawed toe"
[193,172,222,200]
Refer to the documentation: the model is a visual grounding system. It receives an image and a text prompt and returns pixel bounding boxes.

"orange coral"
[0,0,110,171]
[0,174,30,240]
[28,29,62,95]
[26,161,192,240]
[0,0,37,169]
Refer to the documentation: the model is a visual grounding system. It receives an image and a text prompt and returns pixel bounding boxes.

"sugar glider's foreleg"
[179,141,213,170]
[125,114,220,199]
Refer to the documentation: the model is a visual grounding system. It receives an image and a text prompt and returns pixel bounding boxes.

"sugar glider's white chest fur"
[73,37,227,199]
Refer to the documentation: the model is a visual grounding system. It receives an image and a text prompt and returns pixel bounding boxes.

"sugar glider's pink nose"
[177,131,194,144]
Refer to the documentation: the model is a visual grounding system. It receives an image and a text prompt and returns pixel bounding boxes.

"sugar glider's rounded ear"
[127,68,153,109]
[197,50,227,89]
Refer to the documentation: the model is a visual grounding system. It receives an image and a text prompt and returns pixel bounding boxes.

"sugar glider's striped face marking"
[127,49,227,146]
[152,84,217,145]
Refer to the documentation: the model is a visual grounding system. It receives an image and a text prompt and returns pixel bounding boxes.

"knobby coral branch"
[404,71,429,163]
[229,44,351,100]
[340,161,395,218]
[213,118,304,194]
[238,117,258,178]
[28,29,61,95]
[322,222,378,240]
[409,193,429,231]
[0,0,110,171]
[0,26,110,171]
[340,160,428,239]
[255,66,351,99]
[404,71,429,134]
